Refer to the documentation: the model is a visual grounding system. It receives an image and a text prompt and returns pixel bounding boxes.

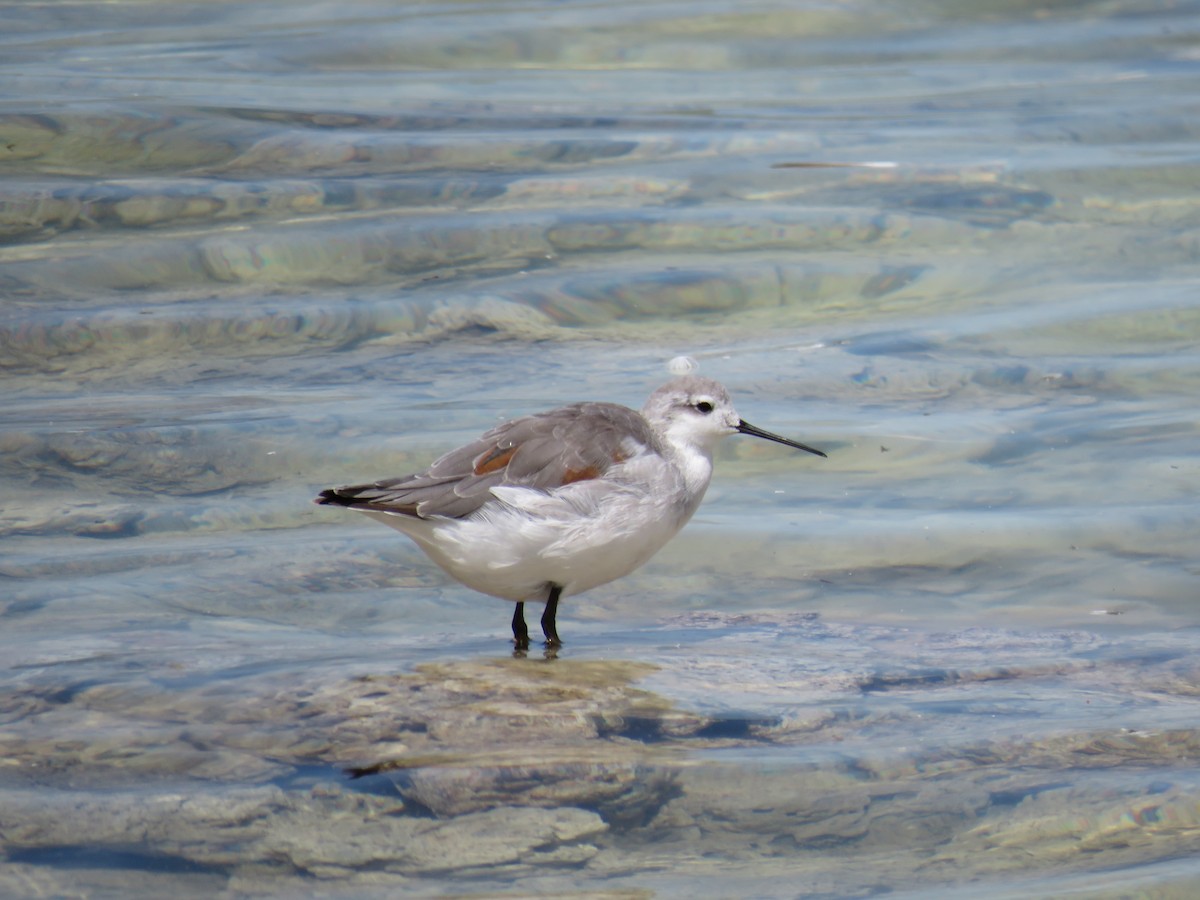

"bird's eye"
[694,400,714,414]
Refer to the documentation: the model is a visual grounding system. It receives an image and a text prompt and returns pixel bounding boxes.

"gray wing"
[315,401,658,520]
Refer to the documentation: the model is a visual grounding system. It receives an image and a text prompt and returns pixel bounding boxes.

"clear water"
[2,0,1200,896]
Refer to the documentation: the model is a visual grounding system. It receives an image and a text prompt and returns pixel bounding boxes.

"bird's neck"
[666,438,715,514]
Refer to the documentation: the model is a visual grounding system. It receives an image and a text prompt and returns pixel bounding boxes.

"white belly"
[361,464,705,602]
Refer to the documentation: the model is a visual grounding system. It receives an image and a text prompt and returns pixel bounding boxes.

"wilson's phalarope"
[316,375,825,650]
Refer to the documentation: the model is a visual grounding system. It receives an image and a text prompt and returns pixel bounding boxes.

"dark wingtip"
[314,488,356,507]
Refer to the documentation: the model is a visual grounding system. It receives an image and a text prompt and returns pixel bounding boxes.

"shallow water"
[2,0,1200,896]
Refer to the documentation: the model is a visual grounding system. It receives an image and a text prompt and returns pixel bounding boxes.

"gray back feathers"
[317,401,660,520]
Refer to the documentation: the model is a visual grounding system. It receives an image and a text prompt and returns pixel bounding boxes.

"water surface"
[2,0,1199,896]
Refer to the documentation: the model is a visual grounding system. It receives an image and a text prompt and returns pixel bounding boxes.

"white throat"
[661,428,716,513]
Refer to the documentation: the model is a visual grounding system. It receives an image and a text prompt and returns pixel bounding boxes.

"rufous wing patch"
[560,446,629,485]
[560,465,601,485]
[473,444,517,475]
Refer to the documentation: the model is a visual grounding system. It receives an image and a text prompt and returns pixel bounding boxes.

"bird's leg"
[541,584,562,648]
[512,601,530,651]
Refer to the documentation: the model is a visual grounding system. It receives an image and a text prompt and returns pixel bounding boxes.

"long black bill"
[736,420,827,458]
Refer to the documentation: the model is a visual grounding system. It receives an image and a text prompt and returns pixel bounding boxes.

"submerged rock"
[0,783,605,877]
[1,623,1198,891]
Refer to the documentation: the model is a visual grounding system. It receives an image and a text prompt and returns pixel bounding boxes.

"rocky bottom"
[2,615,1199,897]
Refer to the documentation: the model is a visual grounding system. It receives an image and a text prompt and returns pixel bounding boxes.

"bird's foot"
[511,601,531,654]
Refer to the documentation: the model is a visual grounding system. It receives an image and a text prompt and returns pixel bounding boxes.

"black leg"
[541,584,562,647]
[512,601,529,650]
